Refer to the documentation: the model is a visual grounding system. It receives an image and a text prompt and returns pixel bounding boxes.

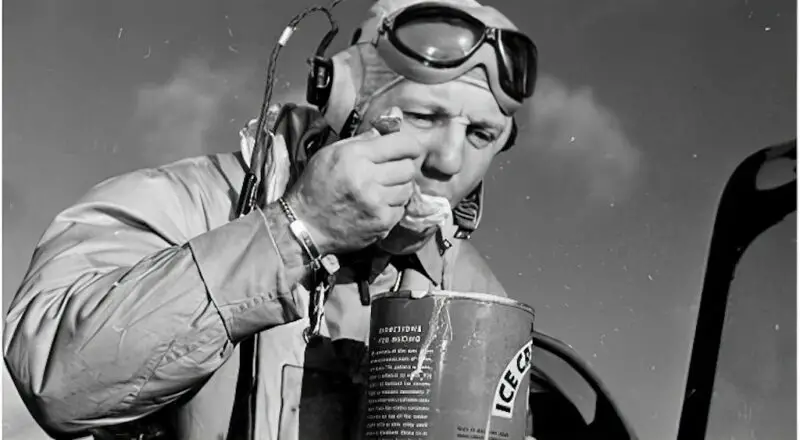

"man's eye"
[404,112,436,128]
[468,128,497,148]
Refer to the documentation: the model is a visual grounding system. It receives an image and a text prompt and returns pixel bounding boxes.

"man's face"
[361,78,511,208]
[360,77,511,254]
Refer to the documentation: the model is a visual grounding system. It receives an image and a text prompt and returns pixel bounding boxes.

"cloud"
[132,58,314,166]
[133,58,252,165]
[524,75,643,204]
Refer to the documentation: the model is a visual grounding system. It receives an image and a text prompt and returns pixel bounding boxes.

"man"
[3,0,537,438]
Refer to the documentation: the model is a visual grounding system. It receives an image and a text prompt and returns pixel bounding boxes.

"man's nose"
[421,122,466,180]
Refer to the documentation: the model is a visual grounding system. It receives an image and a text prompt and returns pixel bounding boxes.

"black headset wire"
[234,2,346,439]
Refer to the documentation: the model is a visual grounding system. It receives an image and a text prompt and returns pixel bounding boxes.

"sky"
[2,0,797,438]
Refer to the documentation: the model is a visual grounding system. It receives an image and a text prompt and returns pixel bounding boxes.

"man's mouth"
[414,184,449,200]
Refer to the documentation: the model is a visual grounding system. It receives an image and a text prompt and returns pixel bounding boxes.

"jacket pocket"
[278,364,366,440]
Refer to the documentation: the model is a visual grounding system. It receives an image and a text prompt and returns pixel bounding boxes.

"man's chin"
[376,225,437,255]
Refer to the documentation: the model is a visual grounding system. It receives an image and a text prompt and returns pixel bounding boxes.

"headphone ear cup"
[315,49,364,135]
[501,118,518,152]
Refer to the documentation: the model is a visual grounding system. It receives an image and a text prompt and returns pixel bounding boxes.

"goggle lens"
[394,14,482,62]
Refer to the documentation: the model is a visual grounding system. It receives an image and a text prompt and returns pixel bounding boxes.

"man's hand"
[284,110,424,255]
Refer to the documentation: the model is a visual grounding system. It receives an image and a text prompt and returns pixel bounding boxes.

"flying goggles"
[367,2,538,115]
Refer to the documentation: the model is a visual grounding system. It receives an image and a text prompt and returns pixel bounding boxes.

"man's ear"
[500,118,518,153]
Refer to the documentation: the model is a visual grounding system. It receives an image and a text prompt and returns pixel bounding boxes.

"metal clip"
[303,272,334,343]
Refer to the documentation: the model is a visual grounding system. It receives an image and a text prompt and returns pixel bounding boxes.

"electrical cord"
[234,2,347,439]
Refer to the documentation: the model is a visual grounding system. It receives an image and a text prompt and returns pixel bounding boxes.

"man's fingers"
[375,159,416,186]
[338,128,381,145]
[355,128,382,140]
[386,205,407,227]
[383,183,415,207]
[365,132,424,163]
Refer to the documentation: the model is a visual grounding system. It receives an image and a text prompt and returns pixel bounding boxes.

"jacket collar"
[334,233,444,287]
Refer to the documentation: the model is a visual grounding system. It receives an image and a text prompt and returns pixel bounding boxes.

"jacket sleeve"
[3,165,306,436]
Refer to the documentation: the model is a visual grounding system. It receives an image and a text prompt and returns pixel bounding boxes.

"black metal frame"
[676,140,796,439]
